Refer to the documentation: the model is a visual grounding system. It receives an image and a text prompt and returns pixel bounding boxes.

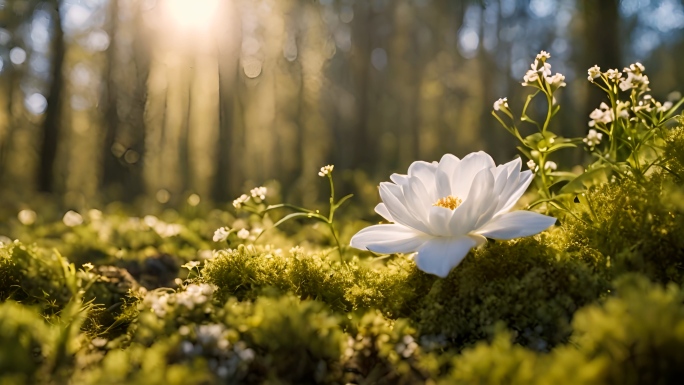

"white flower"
[213,227,231,242]
[544,161,557,171]
[605,69,622,82]
[18,209,37,225]
[545,73,566,88]
[522,69,539,85]
[526,159,537,171]
[237,228,250,239]
[232,194,250,209]
[536,50,551,61]
[350,152,556,278]
[318,165,334,177]
[623,62,645,74]
[619,72,649,92]
[583,129,603,147]
[250,186,267,200]
[63,210,83,227]
[658,101,673,113]
[493,97,508,111]
[588,102,614,126]
[587,65,601,82]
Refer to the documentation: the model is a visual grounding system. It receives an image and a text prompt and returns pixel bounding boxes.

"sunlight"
[165,0,221,31]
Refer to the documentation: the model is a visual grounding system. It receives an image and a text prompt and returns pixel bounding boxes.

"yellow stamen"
[433,195,462,210]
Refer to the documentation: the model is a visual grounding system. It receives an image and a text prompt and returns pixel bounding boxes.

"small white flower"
[213,227,231,242]
[588,102,614,127]
[318,165,334,177]
[658,101,673,112]
[232,194,250,209]
[587,65,601,82]
[350,152,556,278]
[493,97,508,111]
[605,69,622,82]
[526,159,537,170]
[583,129,603,147]
[63,210,84,227]
[18,209,37,225]
[544,161,557,171]
[545,73,566,88]
[623,62,645,74]
[237,228,250,239]
[619,72,649,92]
[181,260,201,270]
[536,50,551,61]
[523,69,539,85]
[251,227,264,235]
[250,186,267,200]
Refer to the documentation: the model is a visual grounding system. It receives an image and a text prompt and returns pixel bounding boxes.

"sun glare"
[165,0,221,31]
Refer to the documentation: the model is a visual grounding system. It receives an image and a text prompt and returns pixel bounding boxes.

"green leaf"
[559,166,611,195]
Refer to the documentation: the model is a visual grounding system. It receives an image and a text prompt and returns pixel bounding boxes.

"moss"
[203,244,435,317]
[416,236,607,350]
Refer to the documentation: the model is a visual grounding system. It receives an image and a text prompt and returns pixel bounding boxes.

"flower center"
[433,195,462,210]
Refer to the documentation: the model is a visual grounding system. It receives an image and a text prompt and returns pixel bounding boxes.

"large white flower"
[350,152,556,278]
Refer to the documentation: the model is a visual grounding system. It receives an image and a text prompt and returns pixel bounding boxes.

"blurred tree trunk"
[350,4,375,172]
[101,0,125,198]
[37,0,65,193]
[213,0,242,201]
[580,0,621,131]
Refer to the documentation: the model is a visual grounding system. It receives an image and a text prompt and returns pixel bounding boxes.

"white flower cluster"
[587,65,601,82]
[619,62,649,92]
[250,186,267,200]
[143,283,216,318]
[583,129,603,147]
[588,102,615,127]
[493,97,508,111]
[236,228,250,239]
[318,164,334,177]
[526,159,556,173]
[213,227,231,242]
[395,335,419,358]
[232,194,250,209]
[176,283,216,310]
[144,215,183,238]
[522,51,565,89]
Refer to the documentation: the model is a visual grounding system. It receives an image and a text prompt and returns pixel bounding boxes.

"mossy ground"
[2,129,684,384]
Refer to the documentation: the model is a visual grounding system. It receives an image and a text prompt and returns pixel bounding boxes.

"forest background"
[0,0,683,210]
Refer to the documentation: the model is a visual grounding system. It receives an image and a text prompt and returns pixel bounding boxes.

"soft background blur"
[0,0,683,208]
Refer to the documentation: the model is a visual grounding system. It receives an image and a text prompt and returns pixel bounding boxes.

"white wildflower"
[619,72,649,92]
[318,165,334,177]
[583,129,603,147]
[544,161,557,171]
[350,152,556,278]
[526,159,537,171]
[63,210,84,227]
[605,69,622,82]
[237,228,250,239]
[250,186,267,200]
[658,101,673,113]
[536,50,551,61]
[213,227,231,242]
[587,65,601,82]
[493,97,508,111]
[232,194,250,209]
[545,73,566,88]
[623,62,645,74]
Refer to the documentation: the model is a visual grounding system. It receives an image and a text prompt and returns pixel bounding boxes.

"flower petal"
[414,236,478,278]
[402,176,433,221]
[379,182,431,233]
[496,170,534,214]
[408,161,438,200]
[427,206,454,236]
[448,168,496,236]
[476,210,556,239]
[435,154,460,198]
[450,151,496,199]
[350,224,430,254]
[374,203,393,222]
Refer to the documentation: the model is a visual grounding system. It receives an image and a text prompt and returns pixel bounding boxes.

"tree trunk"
[37,0,65,193]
